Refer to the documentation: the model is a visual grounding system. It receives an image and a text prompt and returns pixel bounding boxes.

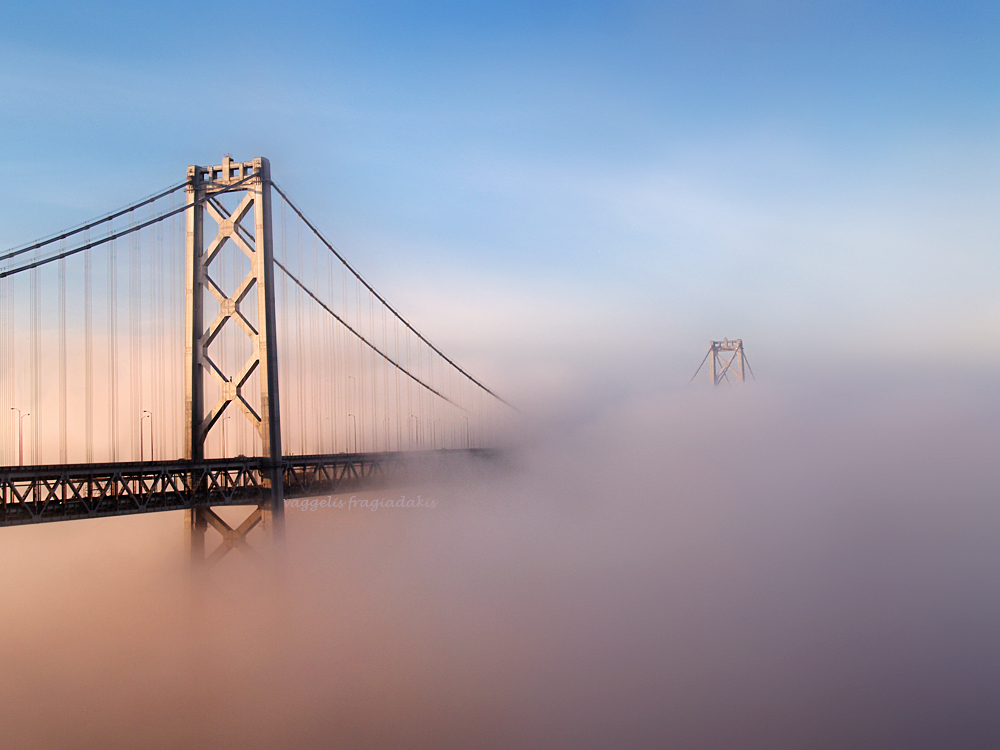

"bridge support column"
[185,508,207,564]
[185,156,284,563]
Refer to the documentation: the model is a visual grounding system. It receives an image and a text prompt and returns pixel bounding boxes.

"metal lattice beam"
[0,450,500,528]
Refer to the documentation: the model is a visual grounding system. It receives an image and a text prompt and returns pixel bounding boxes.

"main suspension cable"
[272,257,464,411]
[0,181,188,264]
[0,175,255,279]
[271,182,517,411]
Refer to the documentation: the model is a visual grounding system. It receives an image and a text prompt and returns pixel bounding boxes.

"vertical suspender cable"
[279,198,288,454]
[282,207,291,455]
[84,234,93,463]
[0,274,6,463]
[129,209,140,460]
[342,263,348,451]
[355,276,362,451]
[58,253,67,463]
[154,208,164,459]
[312,232,321,454]
[30,265,39,464]
[295,217,305,454]
[370,292,376,450]
[394,317,400,450]
[167,201,177,458]
[108,227,118,462]
[406,324,412,447]
[416,338,423,447]
[383,303,388,450]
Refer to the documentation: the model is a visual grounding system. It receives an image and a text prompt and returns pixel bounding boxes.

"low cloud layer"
[1,375,998,749]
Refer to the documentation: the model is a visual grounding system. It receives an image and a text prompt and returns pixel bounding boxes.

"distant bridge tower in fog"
[691,339,754,386]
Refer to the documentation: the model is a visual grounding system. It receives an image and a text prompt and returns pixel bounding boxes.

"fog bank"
[1,376,998,749]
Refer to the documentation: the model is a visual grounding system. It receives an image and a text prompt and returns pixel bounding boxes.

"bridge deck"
[0,450,498,527]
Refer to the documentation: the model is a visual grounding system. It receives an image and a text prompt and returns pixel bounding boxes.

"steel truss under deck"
[0,450,497,528]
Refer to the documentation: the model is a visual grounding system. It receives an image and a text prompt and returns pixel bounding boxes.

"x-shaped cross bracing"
[714,350,741,384]
[198,193,265,445]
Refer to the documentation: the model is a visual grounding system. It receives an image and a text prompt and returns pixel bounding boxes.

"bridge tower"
[708,338,746,385]
[184,156,284,563]
[691,338,753,386]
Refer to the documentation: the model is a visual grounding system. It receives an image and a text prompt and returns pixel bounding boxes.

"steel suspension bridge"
[0,156,516,561]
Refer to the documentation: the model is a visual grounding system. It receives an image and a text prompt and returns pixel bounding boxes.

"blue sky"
[1,1,997,390]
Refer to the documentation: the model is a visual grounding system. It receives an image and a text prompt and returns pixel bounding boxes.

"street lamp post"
[10,408,29,467]
[347,376,358,452]
[140,411,150,462]
[141,410,154,462]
